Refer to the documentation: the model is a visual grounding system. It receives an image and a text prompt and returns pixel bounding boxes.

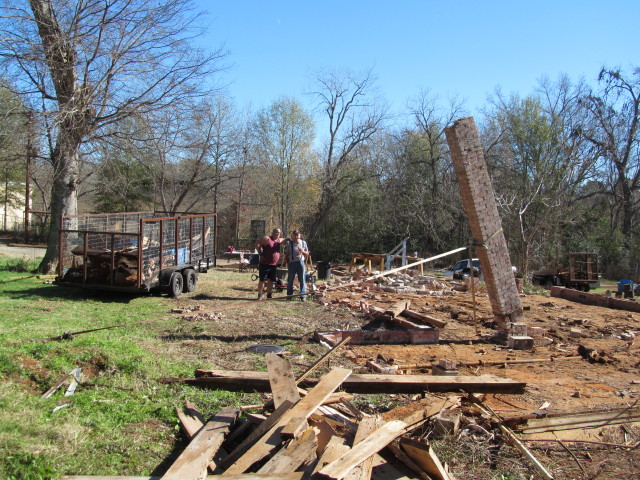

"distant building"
[0,182,26,231]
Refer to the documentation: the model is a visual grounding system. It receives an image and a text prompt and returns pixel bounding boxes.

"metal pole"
[24,113,32,243]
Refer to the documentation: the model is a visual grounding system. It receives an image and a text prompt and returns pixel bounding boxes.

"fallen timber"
[159,369,526,394]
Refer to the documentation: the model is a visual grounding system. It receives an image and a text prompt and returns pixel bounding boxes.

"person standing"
[283,229,310,301]
[256,228,282,300]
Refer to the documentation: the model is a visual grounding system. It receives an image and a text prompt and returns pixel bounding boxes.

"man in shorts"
[256,228,282,300]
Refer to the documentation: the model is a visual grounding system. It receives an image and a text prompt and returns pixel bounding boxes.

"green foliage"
[0,450,56,480]
[94,154,154,213]
[0,257,39,273]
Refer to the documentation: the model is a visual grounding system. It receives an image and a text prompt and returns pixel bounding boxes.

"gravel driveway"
[0,237,46,259]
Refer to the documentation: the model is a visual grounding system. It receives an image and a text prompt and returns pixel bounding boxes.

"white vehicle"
[444,258,481,278]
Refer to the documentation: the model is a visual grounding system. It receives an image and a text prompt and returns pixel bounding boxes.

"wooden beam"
[384,300,411,318]
[223,368,352,475]
[401,310,447,329]
[188,370,525,394]
[161,406,239,480]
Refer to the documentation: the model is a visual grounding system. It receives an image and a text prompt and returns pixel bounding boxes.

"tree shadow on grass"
[3,285,142,303]
[158,333,301,343]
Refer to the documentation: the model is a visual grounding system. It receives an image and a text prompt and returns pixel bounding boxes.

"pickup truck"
[444,258,481,279]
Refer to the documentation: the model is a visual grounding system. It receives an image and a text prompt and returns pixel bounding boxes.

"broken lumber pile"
[116,353,467,480]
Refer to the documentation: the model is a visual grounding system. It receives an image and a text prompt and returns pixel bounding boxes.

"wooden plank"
[520,409,640,433]
[61,474,305,480]
[218,399,295,471]
[161,406,239,480]
[176,400,206,438]
[266,352,300,409]
[401,310,447,329]
[189,370,525,394]
[344,416,382,480]
[175,401,218,473]
[257,427,317,474]
[315,419,410,480]
[223,368,352,475]
[398,437,453,480]
[281,415,309,439]
[313,436,350,475]
[385,444,432,480]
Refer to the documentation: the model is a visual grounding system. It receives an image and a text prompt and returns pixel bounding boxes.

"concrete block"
[438,358,458,370]
[511,322,529,336]
[528,326,545,337]
[508,335,534,350]
[431,364,459,376]
[433,412,461,435]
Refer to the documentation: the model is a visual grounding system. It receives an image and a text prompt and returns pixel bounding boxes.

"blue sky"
[197,1,638,120]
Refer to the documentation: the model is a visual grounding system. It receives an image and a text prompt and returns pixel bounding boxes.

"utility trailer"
[531,252,599,292]
[55,212,216,297]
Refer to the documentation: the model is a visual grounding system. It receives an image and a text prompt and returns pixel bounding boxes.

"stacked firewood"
[63,246,138,286]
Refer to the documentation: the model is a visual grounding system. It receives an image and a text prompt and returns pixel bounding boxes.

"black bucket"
[316,261,331,280]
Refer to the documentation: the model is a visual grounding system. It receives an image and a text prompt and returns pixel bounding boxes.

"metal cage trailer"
[55,212,217,297]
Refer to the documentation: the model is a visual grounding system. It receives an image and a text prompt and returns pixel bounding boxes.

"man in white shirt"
[283,229,310,301]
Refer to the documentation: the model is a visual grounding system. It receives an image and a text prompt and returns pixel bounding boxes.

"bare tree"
[308,68,388,239]
[484,77,596,274]
[0,0,227,271]
[580,68,640,248]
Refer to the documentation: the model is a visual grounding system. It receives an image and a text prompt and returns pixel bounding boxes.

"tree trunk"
[38,132,79,273]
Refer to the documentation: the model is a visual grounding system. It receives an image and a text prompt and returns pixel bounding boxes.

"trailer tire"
[183,269,197,293]
[168,272,184,298]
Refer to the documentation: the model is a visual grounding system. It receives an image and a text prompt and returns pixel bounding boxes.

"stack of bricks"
[445,117,523,332]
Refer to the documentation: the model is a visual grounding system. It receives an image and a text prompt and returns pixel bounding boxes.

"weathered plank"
[519,407,640,433]
[315,419,410,480]
[176,400,206,438]
[343,416,382,480]
[257,427,317,474]
[161,406,239,480]
[189,370,525,394]
[398,437,453,480]
[266,352,300,409]
[313,436,351,475]
[218,399,295,471]
[223,368,352,475]
[175,401,219,473]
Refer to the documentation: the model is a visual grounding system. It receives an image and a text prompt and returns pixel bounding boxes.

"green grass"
[0,262,262,479]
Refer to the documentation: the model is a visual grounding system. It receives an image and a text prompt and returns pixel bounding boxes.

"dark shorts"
[258,264,278,282]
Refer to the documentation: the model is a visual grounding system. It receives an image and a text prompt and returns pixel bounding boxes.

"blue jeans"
[287,261,305,298]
